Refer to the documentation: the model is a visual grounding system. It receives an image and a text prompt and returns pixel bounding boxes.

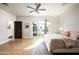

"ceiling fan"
[27,3,46,14]
[2,3,8,6]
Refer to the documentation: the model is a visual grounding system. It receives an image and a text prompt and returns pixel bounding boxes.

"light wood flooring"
[0,38,36,55]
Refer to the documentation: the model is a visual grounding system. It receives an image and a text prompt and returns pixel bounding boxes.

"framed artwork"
[24,23,29,28]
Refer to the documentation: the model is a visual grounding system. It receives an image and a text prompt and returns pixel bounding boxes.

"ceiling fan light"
[39,9,46,11]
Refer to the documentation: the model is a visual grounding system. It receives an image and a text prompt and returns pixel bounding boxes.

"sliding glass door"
[33,20,48,37]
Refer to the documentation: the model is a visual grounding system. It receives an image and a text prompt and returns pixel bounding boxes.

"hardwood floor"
[0,38,36,55]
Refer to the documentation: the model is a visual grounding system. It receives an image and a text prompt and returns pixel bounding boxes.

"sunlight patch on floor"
[25,37,44,50]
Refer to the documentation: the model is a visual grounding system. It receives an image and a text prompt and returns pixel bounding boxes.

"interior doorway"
[14,21,22,39]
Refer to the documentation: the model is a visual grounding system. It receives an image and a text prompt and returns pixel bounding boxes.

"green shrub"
[37,32,44,36]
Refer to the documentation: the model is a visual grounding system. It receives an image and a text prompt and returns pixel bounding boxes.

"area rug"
[32,41,50,55]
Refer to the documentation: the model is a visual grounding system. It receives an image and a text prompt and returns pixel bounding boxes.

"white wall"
[60,4,79,32]
[8,15,16,39]
[47,16,60,34]
[0,9,16,44]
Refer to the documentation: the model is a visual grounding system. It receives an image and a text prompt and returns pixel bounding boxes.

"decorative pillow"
[76,35,79,40]
[70,32,79,40]
[63,38,76,48]
[60,31,71,37]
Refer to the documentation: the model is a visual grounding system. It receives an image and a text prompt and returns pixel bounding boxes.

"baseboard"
[23,37,33,39]
[0,39,12,45]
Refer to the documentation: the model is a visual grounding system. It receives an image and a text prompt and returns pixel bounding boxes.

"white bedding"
[44,33,65,52]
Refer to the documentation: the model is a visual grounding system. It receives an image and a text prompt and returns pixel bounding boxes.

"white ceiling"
[0,3,73,16]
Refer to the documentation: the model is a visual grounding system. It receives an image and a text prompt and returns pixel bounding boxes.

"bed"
[44,31,79,54]
[44,33,65,52]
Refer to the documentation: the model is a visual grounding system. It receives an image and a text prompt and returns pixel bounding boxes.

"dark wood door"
[14,21,22,39]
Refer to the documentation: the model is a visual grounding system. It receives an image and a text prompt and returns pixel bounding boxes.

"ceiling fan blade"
[36,3,41,11]
[27,6,35,9]
[62,3,68,6]
[2,3,8,6]
[29,10,34,13]
[39,9,46,11]
[35,3,38,6]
